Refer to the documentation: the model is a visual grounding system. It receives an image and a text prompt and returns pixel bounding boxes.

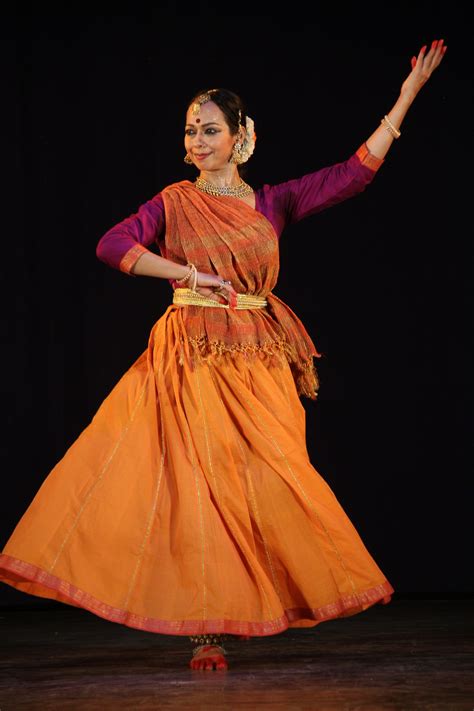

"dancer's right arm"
[95,192,236,300]
[126,251,195,280]
[130,253,238,304]
[96,192,171,278]
[96,193,193,281]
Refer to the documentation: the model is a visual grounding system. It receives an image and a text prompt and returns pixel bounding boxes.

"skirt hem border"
[0,553,394,637]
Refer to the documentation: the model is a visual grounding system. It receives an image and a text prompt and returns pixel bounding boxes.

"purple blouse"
[96,142,384,285]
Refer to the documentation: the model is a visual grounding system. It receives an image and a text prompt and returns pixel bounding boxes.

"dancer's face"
[184,101,239,171]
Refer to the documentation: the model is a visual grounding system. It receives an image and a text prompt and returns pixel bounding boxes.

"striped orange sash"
[160,180,322,399]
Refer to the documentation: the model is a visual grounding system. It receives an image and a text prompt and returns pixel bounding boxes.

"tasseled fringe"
[296,358,320,401]
[179,334,320,401]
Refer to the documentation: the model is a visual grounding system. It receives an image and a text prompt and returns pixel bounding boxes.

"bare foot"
[189,644,228,670]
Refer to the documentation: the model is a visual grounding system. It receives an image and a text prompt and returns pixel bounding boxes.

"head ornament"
[191,89,219,115]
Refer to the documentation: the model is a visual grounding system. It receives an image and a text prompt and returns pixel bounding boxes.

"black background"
[1,4,472,607]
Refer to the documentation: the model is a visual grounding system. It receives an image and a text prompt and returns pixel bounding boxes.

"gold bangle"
[175,262,194,285]
[381,115,401,139]
[190,264,198,292]
[175,263,199,292]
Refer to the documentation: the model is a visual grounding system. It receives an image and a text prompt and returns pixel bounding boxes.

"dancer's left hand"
[400,38,447,100]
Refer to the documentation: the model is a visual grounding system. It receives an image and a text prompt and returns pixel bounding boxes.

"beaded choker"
[194,176,253,198]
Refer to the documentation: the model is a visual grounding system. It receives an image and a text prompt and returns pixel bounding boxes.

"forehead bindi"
[186,101,224,127]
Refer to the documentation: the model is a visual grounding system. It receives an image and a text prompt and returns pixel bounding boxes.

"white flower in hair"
[230,112,257,164]
[242,116,256,161]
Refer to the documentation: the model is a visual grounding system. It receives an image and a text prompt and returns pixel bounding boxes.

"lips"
[194,153,211,160]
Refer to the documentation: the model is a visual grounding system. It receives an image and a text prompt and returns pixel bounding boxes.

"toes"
[205,655,227,670]
[191,649,228,671]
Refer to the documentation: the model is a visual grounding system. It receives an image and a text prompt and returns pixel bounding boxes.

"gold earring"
[229,141,243,164]
[184,153,193,164]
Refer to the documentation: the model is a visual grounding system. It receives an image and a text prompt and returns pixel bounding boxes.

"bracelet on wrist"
[175,263,194,284]
[381,115,401,139]
[175,262,198,292]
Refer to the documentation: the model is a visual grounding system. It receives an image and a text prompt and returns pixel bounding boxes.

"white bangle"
[381,115,401,139]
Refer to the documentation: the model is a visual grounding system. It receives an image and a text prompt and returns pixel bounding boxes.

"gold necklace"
[194,176,253,198]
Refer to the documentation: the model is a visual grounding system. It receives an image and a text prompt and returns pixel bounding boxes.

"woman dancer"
[0,40,446,671]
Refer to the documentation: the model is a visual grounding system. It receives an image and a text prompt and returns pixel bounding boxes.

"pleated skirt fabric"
[0,304,394,636]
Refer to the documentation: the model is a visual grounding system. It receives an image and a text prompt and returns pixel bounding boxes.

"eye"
[205,128,218,134]
[185,128,195,135]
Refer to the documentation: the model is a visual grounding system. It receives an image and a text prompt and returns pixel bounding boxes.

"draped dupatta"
[161,180,322,399]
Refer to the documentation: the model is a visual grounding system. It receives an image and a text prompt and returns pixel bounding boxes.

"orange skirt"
[0,304,394,636]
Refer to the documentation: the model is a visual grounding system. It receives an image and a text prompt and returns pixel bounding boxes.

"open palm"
[401,39,447,99]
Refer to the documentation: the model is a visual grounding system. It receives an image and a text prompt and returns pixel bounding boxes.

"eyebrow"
[185,122,221,128]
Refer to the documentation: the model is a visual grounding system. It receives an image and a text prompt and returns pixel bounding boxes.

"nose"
[190,129,206,146]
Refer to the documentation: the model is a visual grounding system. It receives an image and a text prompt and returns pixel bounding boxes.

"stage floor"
[1,598,472,709]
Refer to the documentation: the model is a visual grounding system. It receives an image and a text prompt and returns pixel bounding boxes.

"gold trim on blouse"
[119,244,150,276]
[356,142,385,172]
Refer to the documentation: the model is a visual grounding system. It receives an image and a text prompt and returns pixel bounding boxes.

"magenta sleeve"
[95,192,166,277]
[256,143,384,237]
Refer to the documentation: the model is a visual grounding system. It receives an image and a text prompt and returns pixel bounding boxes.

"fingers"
[216,275,237,293]
[411,44,427,72]
[214,287,233,306]
[413,38,447,76]
[430,38,445,62]
[215,283,238,309]
[423,38,447,63]
[197,274,239,307]
[215,276,238,300]
[435,38,447,66]
[194,286,227,305]
[418,44,427,59]
[203,288,226,304]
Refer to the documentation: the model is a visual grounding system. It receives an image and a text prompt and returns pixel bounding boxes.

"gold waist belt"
[173,287,268,310]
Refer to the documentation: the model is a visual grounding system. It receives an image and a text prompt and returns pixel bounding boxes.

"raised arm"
[258,142,385,232]
[258,39,447,235]
[366,38,447,159]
